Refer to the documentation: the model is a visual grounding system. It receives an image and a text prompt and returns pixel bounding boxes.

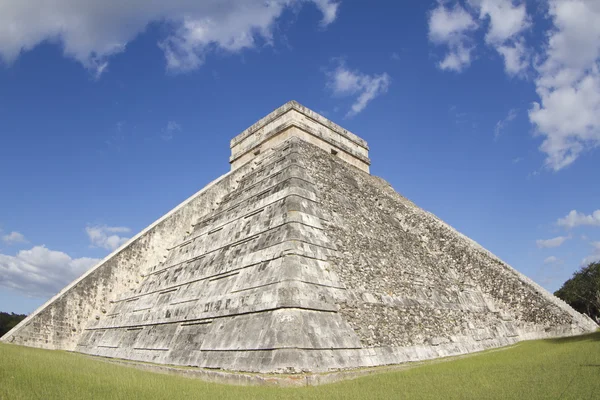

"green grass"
[1,332,599,399]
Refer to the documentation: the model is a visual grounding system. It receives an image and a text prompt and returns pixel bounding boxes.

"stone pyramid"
[3,101,596,374]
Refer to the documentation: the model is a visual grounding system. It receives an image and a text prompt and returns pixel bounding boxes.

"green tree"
[555,262,600,323]
[0,312,27,338]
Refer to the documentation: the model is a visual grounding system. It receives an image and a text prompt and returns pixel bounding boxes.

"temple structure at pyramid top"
[230,100,371,173]
[2,100,597,381]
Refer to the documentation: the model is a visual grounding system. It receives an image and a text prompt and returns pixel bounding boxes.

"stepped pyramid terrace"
[2,101,597,376]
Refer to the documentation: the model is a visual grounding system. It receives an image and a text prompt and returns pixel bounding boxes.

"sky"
[0,0,599,315]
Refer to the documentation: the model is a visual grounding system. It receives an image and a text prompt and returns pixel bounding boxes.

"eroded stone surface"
[2,101,596,375]
[297,138,595,350]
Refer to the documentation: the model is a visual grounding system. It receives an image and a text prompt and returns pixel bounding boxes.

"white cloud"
[496,39,529,76]
[468,0,531,76]
[544,255,559,264]
[0,0,339,76]
[428,3,478,42]
[428,0,530,74]
[0,246,99,297]
[162,120,181,141]
[2,231,27,245]
[327,61,390,117]
[468,0,529,44]
[529,0,600,170]
[312,0,340,27]
[438,44,474,72]
[557,209,600,229]
[428,2,478,72]
[86,225,131,251]
[427,1,599,170]
[536,235,569,248]
[494,108,518,140]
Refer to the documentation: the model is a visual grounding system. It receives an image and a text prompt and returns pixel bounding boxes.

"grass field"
[1,332,599,399]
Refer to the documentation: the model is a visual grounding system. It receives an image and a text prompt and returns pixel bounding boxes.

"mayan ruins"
[2,100,597,377]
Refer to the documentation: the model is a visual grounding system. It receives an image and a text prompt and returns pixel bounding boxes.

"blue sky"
[1,0,599,314]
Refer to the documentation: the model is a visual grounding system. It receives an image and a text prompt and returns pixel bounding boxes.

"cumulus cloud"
[327,61,390,117]
[0,246,99,297]
[0,0,339,76]
[427,1,599,170]
[312,0,340,26]
[86,225,131,251]
[557,209,600,229]
[1,231,27,245]
[428,0,530,74]
[496,39,529,76]
[428,2,478,72]
[468,0,531,75]
[529,0,600,171]
[494,108,518,140]
[536,235,569,248]
[469,0,529,43]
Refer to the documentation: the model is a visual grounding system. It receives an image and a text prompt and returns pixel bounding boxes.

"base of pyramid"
[79,320,582,375]
[78,328,583,386]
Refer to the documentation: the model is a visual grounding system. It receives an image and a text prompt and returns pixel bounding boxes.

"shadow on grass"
[545,330,600,344]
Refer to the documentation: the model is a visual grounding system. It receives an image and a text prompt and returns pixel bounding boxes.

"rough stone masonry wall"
[74,141,364,373]
[299,140,597,348]
[1,165,251,351]
[4,134,596,374]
